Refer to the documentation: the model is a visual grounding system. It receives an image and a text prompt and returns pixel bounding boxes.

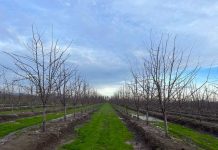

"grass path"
[114,104,218,150]
[60,103,133,150]
[0,107,43,115]
[0,104,93,115]
[154,121,218,150]
[0,104,100,138]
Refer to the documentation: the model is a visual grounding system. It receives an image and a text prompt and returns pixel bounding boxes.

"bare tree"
[73,74,82,117]
[144,34,200,136]
[56,63,75,121]
[4,27,70,131]
[140,66,155,125]
[29,82,37,112]
[2,70,15,112]
[128,74,140,120]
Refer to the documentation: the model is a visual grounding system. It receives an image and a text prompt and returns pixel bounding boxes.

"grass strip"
[115,104,218,150]
[0,104,101,138]
[60,103,133,150]
[0,104,94,115]
[153,121,218,150]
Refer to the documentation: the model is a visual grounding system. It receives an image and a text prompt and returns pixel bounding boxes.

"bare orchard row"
[111,34,218,137]
[0,27,106,132]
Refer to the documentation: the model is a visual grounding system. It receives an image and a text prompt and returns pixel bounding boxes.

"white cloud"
[69,44,125,68]
[96,84,120,96]
[1,0,218,96]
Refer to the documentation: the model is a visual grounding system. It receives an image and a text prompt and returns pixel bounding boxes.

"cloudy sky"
[0,0,218,96]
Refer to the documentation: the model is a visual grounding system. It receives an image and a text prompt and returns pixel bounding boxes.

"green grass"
[0,104,101,138]
[60,103,133,150]
[115,104,218,150]
[0,107,44,115]
[0,104,91,115]
[153,121,218,150]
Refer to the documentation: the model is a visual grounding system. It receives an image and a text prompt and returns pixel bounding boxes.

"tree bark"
[136,106,139,120]
[163,111,169,137]
[64,104,67,121]
[146,110,149,125]
[42,104,46,132]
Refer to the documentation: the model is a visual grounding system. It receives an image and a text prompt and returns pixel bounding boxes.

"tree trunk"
[84,104,86,113]
[64,104,67,121]
[178,101,182,118]
[163,111,169,137]
[136,106,139,120]
[179,106,182,118]
[11,103,14,113]
[81,103,83,115]
[30,101,34,112]
[146,110,149,125]
[73,103,76,118]
[146,100,149,125]
[42,104,46,132]
[125,103,128,114]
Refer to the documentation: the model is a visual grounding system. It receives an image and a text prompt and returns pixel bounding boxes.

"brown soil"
[126,106,218,137]
[118,116,152,150]
[143,110,218,137]
[115,108,197,150]
[0,109,64,123]
[0,111,94,150]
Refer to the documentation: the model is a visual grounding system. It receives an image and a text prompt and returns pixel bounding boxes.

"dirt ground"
[115,108,197,150]
[0,106,197,150]
[0,112,93,150]
[0,109,63,123]
[118,116,152,150]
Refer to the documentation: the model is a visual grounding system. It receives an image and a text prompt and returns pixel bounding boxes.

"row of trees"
[0,27,103,131]
[111,34,216,137]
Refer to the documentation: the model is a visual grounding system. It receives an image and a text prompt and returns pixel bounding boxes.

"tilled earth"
[0,112,93,150]
[115,108,197,150]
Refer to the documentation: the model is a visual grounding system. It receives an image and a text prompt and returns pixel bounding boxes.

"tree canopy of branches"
[111,34,210,137]
[4,27,71,131]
